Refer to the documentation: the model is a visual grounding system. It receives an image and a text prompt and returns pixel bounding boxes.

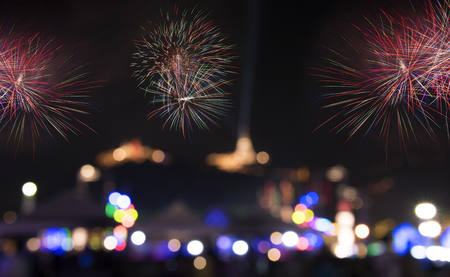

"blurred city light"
[108,192,121,206]
[193,256,207,270]
[270,232,283,245]
[187,240,203,256]
[325,165,346,182]
[168,239,181,252]
[216,236,232,250]
[355,224,370,239]
[410,245,427,259]
[232,240,249,255]
[415,203,437,220]
[257,241,270,253]
[22,182,37,197]
[78,164,101,182]
[117,195,131,209]
[3,211,17,224]
[418,221,441,238]
[26,238,40,252]
[131,231,146,246]
[72,227,88,251]
[103,236,118,251]
[392,223,423,255]
[282,231,299,247]
[267,248,281,262]
[256,151,269,164]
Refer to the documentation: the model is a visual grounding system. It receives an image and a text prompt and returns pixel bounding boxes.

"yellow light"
[114,209,125,223]
[270,232,283,245]
[267,248,281,261]
[193,256,207,270]
[292,211,306,224]
[305,209,315,222]
[355,224,370,239]
[126,208,138,220]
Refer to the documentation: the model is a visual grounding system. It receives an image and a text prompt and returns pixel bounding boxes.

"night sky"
[0,0,449,227]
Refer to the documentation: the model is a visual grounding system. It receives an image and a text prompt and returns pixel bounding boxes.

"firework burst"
[131,6,236,89]
[131,6,236,137]
[0,33,101,153]
[313,1,450,156]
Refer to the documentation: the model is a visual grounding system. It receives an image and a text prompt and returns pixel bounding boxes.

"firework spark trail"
[313,1,450,156]
[0,33,101,154]
[146,63,233,138]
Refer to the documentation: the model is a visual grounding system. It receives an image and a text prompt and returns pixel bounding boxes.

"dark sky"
[0,0,449,226]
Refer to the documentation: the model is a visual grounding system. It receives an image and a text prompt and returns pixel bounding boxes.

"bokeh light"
[256,151,269,164]
[26,238,40,252]
[22,182,37,196]
[117,195,131,209]
[392,223,423,255]
[418,221,441,237]
[103,236,117,251]
[292,211,306,224]
[270,232,283,245]
[193,256,207,270]
[78,164,100,182]
[325,165,346,182]
[415,203,436,220]
[168,239,181,252]
[152,150,165,163]
[411,245,427,259]
[113,148,127,161]
[72,227,88,251]
[3,211,17,224]
[267,248,281,261]
[355,224,370,239]
[187,240,203,256]
[296,237,309,251]
[257,241,270,253]
[282,231,299,247]
[131,231,146,245]
[232,240,249,255]
[108,192,121,206]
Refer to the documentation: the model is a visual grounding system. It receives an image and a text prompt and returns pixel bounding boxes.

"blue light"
[108,192,121,206]
[299,195,311,207]
[440,227,450,248]
[304,232,323,248]
[392,223,423,256]
[306,192,319,205]
[204,208,229,229]
[216,235,232,251]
